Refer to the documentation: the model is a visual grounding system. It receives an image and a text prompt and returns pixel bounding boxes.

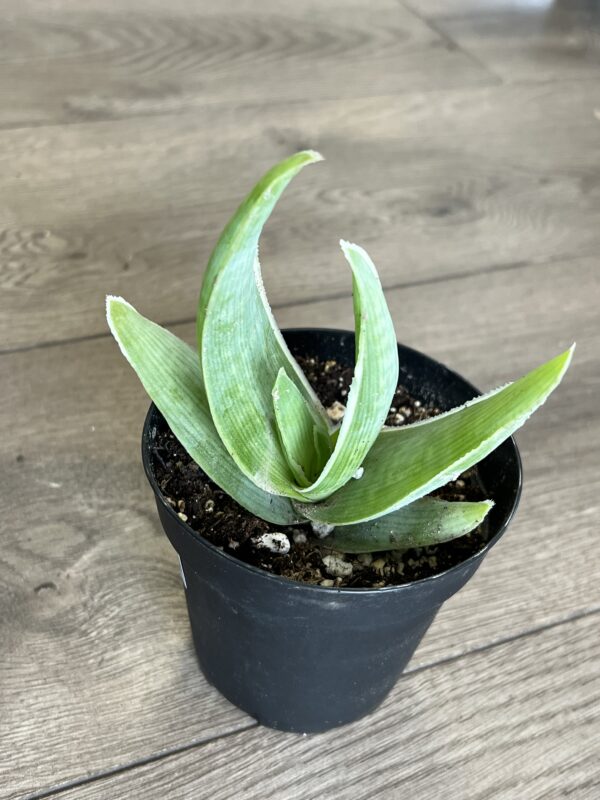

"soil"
[151,355,489,588]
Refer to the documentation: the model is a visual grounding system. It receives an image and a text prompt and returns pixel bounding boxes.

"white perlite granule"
[322,554,353,578]
[251,532,291,554]
[310,521,334,539]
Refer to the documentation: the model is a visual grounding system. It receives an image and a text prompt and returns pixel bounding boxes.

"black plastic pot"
[142,329,522,734]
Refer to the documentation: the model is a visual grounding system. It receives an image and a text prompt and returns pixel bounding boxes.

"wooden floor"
[1,0,599,797]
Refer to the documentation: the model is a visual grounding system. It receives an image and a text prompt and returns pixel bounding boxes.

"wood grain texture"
[2,79,600,350]
[408,0,600,82]
[1,256,598,799]
[41,613,600,800]
[2,1,600,796]
[0,0,493,131]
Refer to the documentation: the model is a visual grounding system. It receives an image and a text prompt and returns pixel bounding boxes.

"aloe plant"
[107,151,573,554]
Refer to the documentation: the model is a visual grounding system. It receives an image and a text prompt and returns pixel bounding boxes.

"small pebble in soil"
[293,530,308,545]
[252,532,291,555]
[322,554,353,578]
[326,401,346,422]
[372,558,386,574]
[311,521,335,539]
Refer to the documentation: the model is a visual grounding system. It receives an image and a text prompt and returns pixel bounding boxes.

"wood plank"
[2,80,600,350]
[41,613,600,800]
[404,0,505,15]
[411,0,600,82]
[0,0,492,131]
[1,256,598,798]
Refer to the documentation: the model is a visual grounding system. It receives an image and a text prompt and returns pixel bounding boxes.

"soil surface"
[151,355,489,588]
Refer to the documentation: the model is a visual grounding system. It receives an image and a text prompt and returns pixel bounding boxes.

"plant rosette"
[108,152,573,732]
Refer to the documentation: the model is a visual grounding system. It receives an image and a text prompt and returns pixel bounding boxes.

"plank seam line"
[404,605,600,678]
[0,76,503,135]
[0,252,581,357]
[15,605,600,800]
[398,0,504,84]
[1,72,599,136]
[16,722,259,800]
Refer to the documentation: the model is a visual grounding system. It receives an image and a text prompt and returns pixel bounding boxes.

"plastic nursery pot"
[142,329,522,734]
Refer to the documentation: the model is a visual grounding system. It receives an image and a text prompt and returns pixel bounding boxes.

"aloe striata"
[107,152,573,554]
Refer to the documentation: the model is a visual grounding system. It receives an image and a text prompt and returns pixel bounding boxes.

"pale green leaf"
[296,241,399,501]
[273,368,328,487]
[297,345,574,525]
[314,425,333,473]
[200,153,331,498]
[197,151,328,429]
[197,150,320,355]
[323,498,494,552]
[106,296,301,525]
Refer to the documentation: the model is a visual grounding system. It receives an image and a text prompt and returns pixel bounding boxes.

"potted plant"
[107,152,573,733]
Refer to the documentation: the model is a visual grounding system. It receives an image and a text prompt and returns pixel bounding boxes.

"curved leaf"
[201,153,331,497]
[314,425,333,472]
[296,241,399,501]
[198,151,320,352]
[273,368,331,487]
[106,296,301,525]
[323,498,494,552]
[297,345,574,525]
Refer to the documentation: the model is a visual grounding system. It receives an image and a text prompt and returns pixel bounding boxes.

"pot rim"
[142,328,523,595]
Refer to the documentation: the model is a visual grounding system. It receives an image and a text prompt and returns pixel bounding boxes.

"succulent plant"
[107,151,573,553]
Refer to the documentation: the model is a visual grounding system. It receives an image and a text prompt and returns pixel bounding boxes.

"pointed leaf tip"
[106,293,122,320]
[339,240,359,258]
[299,149,324,163]
[339,240,380,279]
[106,294,137,329]
[564,342,576,367]
[106,295,139,363]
